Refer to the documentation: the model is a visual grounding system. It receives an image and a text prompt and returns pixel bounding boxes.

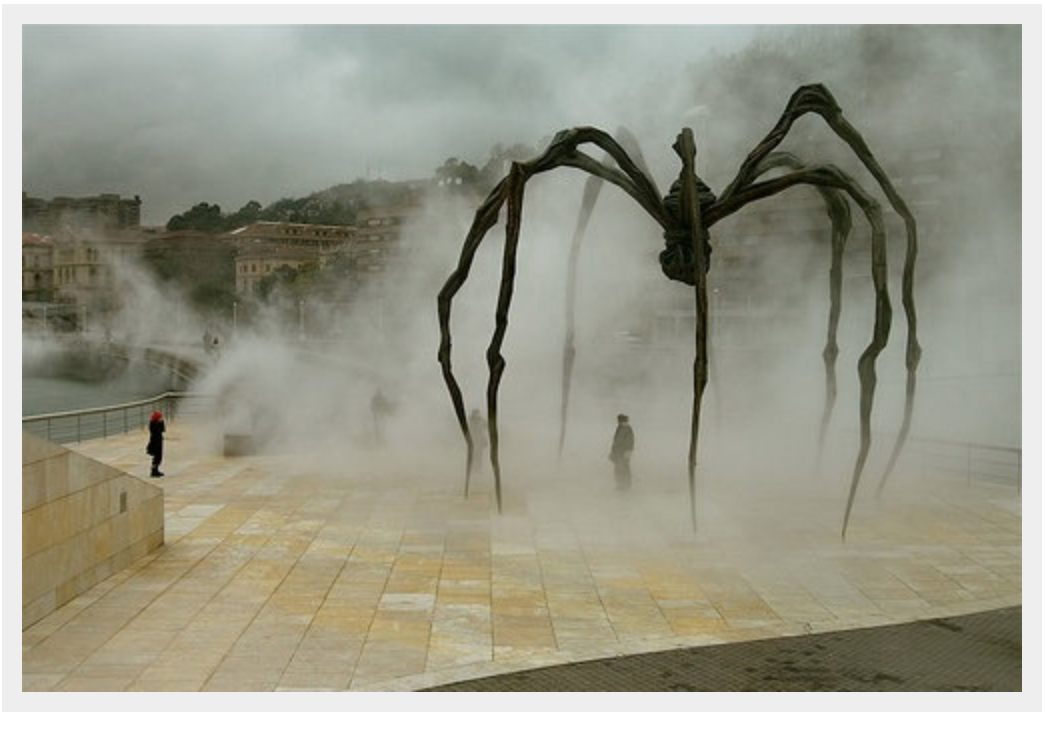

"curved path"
[427,605,1022,692]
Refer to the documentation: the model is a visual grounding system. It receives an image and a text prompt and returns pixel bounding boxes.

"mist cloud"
[14,13,1033,539]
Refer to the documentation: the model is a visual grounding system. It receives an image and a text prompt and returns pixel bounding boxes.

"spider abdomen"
[659,177,715,285]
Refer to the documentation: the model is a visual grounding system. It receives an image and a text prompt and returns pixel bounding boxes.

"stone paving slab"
[20,420,1024,696]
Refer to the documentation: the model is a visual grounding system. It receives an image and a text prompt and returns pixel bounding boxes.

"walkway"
[428,605,1023,693]
[21,418,1023,695]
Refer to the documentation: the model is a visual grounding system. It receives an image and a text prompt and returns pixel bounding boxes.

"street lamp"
[232,300,238,332]
[298,299,306,341]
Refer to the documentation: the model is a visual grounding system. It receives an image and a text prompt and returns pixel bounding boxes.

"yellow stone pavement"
[22,419,1022,692]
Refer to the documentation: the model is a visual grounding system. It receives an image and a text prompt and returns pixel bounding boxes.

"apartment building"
[20,224,157,332]
[226,202,430,299]
[23,191,142,233]
[58,228,153,307]
[21,232,55,303]
[347,203,424,278]
[225,221,357,296]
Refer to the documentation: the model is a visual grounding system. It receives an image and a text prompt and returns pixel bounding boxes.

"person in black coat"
[469,408,488,473]
[609,413,634,491]
[371,388,393,446]
[147,410,166,478]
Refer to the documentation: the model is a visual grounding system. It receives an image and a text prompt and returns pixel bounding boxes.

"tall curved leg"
[484,164,532,513]
[440,127,668,512]
[559,173,603,461]
[558,128,659,460]
[672,129,707,533]
[754,152,853,461]
[716,83,920,504]
[438,180,512,498]
[711,162,892,538]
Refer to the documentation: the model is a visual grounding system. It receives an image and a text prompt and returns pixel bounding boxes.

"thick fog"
[18,20,1029,540]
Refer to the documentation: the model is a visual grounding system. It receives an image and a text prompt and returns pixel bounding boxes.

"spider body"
[659,176,715,286]
[437,83,920,539]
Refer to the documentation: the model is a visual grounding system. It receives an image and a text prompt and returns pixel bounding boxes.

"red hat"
[151,411,163,421]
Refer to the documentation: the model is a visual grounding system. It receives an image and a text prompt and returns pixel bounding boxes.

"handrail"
[22,391,213,445]
[24,396,1022,492]
[912,436,1021,492]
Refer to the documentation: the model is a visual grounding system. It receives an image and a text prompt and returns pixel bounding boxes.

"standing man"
[469,408,488,473]
[147,410,166,478]
[609,413,634,491]
[371,389,393,446]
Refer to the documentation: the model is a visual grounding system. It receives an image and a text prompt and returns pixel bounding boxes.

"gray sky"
[17,19,775,225]
[11,5,1031,229]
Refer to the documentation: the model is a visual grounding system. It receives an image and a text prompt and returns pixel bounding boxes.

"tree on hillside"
[166,202,225,232]
[435,157,480,190]
[139,231,237,323]
[225,200,263,230]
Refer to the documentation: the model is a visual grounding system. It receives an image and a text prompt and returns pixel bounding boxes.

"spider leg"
[438,127,668,511]
[815,91,920,498]
[558,128,659,460]
[717,82,920,505]
[482,164,532,512]
[753,152,854,464]
[559,172,601,460]
[672,128,708,532]
[710,164,890,539]
[438,180,513,498]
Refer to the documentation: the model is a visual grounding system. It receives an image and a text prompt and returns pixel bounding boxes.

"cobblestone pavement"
[426,605,1023,692]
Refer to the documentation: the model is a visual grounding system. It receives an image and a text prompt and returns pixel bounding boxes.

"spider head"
[659,177,715,286]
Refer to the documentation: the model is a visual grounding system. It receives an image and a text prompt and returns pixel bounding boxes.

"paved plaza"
[21,417,1024,696]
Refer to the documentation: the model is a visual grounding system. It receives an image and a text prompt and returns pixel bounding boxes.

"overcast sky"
[12,5,1032,228]
[17,20,770,225]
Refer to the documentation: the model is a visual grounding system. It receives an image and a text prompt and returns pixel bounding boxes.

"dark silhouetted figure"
[147,410,166,478]
[203,329,221,360]
[609,413,634,491]
[469,408,488,472]
[371,389,393,445]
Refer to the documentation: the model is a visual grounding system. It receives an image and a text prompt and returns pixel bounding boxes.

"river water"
[22,336,175,417]
[22,372,174,417]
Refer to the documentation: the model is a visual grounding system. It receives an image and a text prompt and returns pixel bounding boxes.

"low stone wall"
[22,432,164,629]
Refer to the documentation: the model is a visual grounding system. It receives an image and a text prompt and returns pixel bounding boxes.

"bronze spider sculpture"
[437,83,920,538]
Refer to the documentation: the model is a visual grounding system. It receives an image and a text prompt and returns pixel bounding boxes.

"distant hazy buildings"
[21,232,54,304]
[21,187,428,336]
[346,204,424,280]
[22,191,142,233]
[225,221,357,297]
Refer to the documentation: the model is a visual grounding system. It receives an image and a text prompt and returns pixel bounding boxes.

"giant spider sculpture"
[437,84,920,539]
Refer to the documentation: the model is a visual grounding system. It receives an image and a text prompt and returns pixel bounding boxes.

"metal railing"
[24,397,1022,493]
[22,391,213,446]
[912,437,1022,492]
